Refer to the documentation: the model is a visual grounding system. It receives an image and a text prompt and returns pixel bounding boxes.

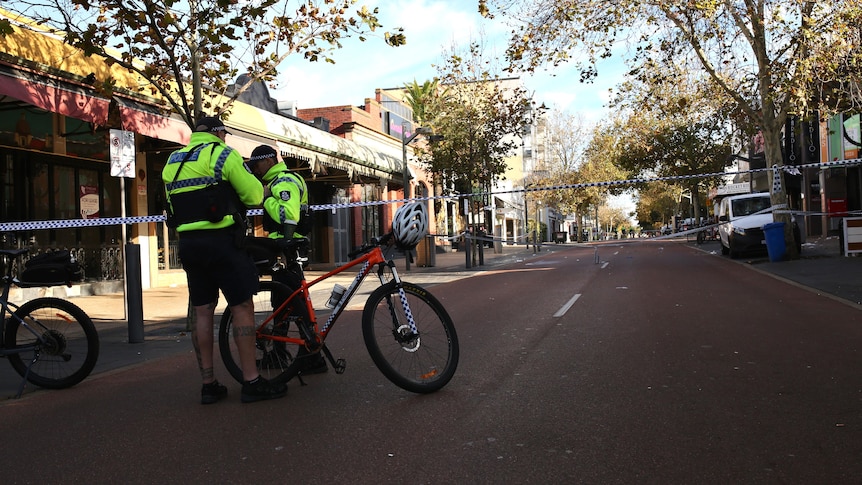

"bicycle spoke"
[6,298,99,389]
[362,282,458,393]
[218,280,309,385]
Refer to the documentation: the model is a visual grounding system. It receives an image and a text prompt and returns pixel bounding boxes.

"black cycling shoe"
[201,380,228,405]
[241,376,287,403]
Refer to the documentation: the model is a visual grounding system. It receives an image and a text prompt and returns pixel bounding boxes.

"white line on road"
[554,293,582,318]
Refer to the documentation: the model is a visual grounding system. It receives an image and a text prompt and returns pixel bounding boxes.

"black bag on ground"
[19,250,84,286]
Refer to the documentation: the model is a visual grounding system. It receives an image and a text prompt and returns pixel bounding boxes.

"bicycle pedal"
[334,359,346,374]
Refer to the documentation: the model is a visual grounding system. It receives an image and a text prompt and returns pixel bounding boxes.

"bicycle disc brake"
[394,324,420,353]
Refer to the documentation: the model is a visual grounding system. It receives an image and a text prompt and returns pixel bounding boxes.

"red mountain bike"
[218,233,459,394]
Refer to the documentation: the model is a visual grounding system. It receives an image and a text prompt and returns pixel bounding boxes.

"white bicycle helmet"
[392,202,429,249]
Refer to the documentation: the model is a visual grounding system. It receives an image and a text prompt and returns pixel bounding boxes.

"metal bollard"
[124,243,145,343]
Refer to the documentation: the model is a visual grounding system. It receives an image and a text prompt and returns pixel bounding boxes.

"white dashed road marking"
[554,293,582,318]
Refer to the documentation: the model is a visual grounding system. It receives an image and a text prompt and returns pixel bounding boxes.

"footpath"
[1,235,859,399]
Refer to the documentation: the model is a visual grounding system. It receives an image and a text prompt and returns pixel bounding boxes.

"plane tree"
[481,0,862,258]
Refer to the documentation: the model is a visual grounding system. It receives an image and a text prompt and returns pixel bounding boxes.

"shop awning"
[115,96,276,157]
[115,96,189,145]
[235,104,404,180]
[0,62,109,125]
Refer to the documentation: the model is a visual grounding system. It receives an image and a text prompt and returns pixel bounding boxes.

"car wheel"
[726,236,740,258]
[728,241,741,258]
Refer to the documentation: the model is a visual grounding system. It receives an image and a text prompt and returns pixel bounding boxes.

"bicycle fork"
[378,266,421,349]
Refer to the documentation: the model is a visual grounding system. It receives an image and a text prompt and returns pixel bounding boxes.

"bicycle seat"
[278,237,309,250]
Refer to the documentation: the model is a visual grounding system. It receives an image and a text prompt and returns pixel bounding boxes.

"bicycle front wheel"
[218,280,309,385]
[362,282,458,393]
[5,297,100,389]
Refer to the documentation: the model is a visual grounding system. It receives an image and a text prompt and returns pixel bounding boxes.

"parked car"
[717,192,802,258]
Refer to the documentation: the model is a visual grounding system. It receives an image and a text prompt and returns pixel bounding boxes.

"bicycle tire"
[5,297,100,389]
[218,280,309,385]
[362,282,458,393]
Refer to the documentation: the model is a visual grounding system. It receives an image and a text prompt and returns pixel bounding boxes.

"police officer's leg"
[221,238,287,402]
[218,239,269,381]
[227,298,259,381]
[192,300,219,383]
[180,237,222,385]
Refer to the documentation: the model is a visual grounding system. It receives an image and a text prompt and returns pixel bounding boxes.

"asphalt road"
[1,241,860,484]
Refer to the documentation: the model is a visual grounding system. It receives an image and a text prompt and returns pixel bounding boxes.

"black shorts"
[179,228,259,307]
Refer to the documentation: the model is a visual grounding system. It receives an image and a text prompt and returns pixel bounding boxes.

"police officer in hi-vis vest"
[162,116,287,404]
[245,144,327,374]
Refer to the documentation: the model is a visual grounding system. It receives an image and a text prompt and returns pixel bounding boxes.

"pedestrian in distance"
[162,116,287,404]
[245,145,327,374]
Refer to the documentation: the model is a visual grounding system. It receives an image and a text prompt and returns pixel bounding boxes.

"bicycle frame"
[222,233,459,393]
[259,244,411,347]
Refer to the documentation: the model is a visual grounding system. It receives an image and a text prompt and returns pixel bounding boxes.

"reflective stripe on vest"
[165,145,233,192]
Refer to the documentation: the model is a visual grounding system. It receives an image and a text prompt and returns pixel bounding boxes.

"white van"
[716,192,803,258]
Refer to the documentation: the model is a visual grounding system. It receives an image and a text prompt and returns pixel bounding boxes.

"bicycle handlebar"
[347,232,394,260]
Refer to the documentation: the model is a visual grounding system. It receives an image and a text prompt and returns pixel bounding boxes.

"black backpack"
[19,250,84,287]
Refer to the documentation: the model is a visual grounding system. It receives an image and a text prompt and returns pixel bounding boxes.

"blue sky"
[272,0,635,219]
[273,0,626,123]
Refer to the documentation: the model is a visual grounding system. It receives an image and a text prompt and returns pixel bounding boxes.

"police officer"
[246,144,326,374]
[163,116,287,404]
[245,145,310,242]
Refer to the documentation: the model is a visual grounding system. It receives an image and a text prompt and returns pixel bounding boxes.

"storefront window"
[101,172,121,244]
[361,185,381,242]
[79,169,101,248]
[1,154,13,222]
[149,156,182,270]
[63,117,109,160]
[53,165,76,247]
[32,162,50,221]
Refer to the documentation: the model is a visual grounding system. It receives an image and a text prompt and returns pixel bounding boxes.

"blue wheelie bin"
[762,222,786,262]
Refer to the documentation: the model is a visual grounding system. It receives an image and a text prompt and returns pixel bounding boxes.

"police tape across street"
[1,157,858,233]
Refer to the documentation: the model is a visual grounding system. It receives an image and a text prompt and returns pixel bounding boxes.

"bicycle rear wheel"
[5,297,100,389]
[362,282,458,393]
[218,280,310,385]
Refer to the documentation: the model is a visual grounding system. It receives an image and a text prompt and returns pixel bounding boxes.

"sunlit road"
[2,241,860,484]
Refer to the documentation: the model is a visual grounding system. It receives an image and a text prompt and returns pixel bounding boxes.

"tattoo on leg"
[190,328,203,366]
[201,367,214,381]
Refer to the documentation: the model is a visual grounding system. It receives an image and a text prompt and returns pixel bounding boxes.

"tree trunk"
[762,118,800,260]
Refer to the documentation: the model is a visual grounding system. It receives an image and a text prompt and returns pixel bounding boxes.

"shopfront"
[0,106,124,281]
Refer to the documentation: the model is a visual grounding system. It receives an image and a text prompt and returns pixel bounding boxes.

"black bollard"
[124,243,145,343]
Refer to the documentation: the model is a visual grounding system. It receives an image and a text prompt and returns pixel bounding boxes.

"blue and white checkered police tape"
[1,158,857,232]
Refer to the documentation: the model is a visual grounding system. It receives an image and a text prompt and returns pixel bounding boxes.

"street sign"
[110,129,135,178]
